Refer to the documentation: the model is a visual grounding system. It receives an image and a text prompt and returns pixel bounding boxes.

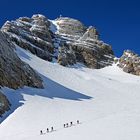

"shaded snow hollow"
[0,47,140,140]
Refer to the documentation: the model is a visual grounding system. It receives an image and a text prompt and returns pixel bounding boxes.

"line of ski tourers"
[40,120,80,135]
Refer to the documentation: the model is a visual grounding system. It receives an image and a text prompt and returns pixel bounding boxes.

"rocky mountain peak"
[118,50,140,75]
[30,14,50,29]
[1,14,114,69]
[79,26,99,41]
[31,14,47,20]
[0,91,11,117]
[1,13,140,120]
[123,50,138,57]
[1,14,54,61]
[54,17,87,37]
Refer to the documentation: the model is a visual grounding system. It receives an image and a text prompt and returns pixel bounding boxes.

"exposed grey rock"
[62,42,114,68]
[0,31,43,89]
[57,43,76,66]
[0,91,11,117]
[55,17,114,68]
[118,50,140,76]
[1,14,114,69]
[1,14,53,61]
[55,17,87,38]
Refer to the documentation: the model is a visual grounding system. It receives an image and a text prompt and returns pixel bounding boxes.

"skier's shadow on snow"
[21,75,92,101]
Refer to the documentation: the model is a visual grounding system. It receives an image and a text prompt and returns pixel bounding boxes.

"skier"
[70,122,73,126]
[66,123,69,127]
[77,120,80,124]
[64,124,66,128]
[47,128,49,133]
[51,127,54,132]
[40,130,43,135]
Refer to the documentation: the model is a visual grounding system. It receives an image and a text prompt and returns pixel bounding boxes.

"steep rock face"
[79,26,99,40]
[1,14,54,61]
[2,14,114,69]
[53,17,114,68]
[0,31,43,89]
[57,43,76,66]
[118,50,140,75]
[54,17,87,38]
[0,91,11,117]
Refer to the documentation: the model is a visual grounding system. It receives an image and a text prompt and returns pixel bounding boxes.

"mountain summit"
[1,14,140,74]
[1,14,114,69]
[0,14,140,140]
[0,14,140,116]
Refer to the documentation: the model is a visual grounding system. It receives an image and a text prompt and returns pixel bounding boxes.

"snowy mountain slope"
[0,47,140,140]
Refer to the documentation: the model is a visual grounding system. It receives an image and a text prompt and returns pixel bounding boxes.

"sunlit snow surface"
[0,47,140,140]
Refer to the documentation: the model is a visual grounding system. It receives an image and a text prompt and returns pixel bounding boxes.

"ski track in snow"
[0,46,140,140]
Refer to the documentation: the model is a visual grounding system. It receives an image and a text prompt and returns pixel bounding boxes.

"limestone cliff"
[118,50,140,76]
[2,15,114,69]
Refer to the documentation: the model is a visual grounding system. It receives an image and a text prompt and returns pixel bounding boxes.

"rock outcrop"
[0,31,43,89]
[54,17,87,38]
[1,15,114,69]
[2,14,54,61]
[57,43,76,66]
[118,50,140,75]
[0,14,140,117]
[53,17,114,68]
[0,91,11,117]
[3,14,140,76]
